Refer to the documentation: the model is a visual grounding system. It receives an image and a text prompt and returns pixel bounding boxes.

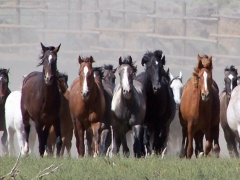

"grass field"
[0,155,240,179]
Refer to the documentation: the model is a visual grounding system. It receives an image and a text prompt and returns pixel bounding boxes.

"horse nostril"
[86,91,89,97]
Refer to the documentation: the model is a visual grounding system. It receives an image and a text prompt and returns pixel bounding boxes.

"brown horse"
[21,43,62,157]
[46,72,73,157]
[179,54,220,158]
[69,56,105,157]
[220,65,238,157]
[0,68,11,153]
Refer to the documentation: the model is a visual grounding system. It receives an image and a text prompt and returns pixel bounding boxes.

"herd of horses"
[1,43,240,159]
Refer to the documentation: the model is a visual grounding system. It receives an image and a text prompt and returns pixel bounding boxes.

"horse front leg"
[53,117,62,157]
[205,129,213,157]
[132,125,143,158]
[1,129,8,154]
[211,124,220,158]
[74,120,84,157]
[91,122,101,157]
[194,130,204,158]
[36,123,50,157]
[186,123,194,158]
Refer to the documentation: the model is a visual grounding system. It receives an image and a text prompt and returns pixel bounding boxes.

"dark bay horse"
[21,43,62,157]
[46,72,73,157]
[0,68,11,153]
[135,50,175,155]
[93,65,116,155]
[179,54,220,158]
[69,56,105,157]
[111,56,146,157]
[220,65,239,157]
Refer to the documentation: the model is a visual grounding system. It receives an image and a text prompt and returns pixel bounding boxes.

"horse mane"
[224,65,238,75]
[0,68,9,82]
[103,64,114,70]
[118,56,137,74]
[93,67,104,79]
[57,71,68,82]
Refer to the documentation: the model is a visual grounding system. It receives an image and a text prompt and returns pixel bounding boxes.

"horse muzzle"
[123,89,132,100]
[201,92,209,101]
[81,90,90,100]
[153,84,161,94]
[0,95,4,104]
[44,75,54,85]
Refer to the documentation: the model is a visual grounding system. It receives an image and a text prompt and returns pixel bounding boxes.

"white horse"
[5,90,36,156]
[226,85,240,155]
[167,71,183,155]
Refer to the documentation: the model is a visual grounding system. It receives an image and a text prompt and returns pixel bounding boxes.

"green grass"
[0,155,240,180]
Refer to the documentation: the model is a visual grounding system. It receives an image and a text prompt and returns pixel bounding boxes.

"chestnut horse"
[46,72,73,157]
[0,68,11,153]
[179,54,220,158]
[69,56,105,157]
[220,65,239,157]
[21,43,62,157]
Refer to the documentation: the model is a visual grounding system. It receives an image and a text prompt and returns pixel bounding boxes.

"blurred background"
[1,0,240,157]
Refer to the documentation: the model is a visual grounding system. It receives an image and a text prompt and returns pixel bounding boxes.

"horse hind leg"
[91,122,101,157]
[99,129,109,156]
[22,110,30,155]
[211,125,220,158]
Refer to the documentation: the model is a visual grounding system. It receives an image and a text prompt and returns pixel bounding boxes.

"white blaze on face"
[122,66,130,91]
[228,74,234,91]
[82,66,89,93]
[48,55,52,63]
[155,61,158,65]
[203,71,208,91]
[170,79,182,105]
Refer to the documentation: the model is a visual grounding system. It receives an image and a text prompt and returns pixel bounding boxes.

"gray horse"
[111,56,146,158]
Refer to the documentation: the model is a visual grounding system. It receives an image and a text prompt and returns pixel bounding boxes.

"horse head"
[78,55,95,101]
[224,65,238,102]
[169,71,183,108]
[102,64,116,85]
[39,43,61,85]
[118,56,136,100]
[141,50,165,94]
[57,71,68,94]
[0,68,9,104]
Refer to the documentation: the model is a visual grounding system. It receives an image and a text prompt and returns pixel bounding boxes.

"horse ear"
[54,43,61,53]
[119,57,122,65]
[161,55,165,65]
[169,71,174,81]
[179,71,182,79]
[90,56,95,63]
[197,54,202,62]
[78,56,83,64]
[129,56,132,64]
[7,68,10,74]
[41,42,48,53]
[141,56,148,66]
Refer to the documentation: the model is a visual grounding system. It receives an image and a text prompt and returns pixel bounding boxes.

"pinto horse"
[69,56,105,157]
[220,65,239,157]
[135,50,175,155]
[111,56,146,157]
[179,54,220,158]
[0,68,11,153]
[21,43,62,157]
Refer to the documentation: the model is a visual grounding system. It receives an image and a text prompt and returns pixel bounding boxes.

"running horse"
[69,56,105,157]
[111,56,146,157]
[135,50,175,155]
[0,68,11,153]
[179,54,220,158]
[21,43,62,157]
[220,65,238,157]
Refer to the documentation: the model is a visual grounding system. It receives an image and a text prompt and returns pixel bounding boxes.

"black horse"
[0,68,11,153]
[135,50,176,155]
